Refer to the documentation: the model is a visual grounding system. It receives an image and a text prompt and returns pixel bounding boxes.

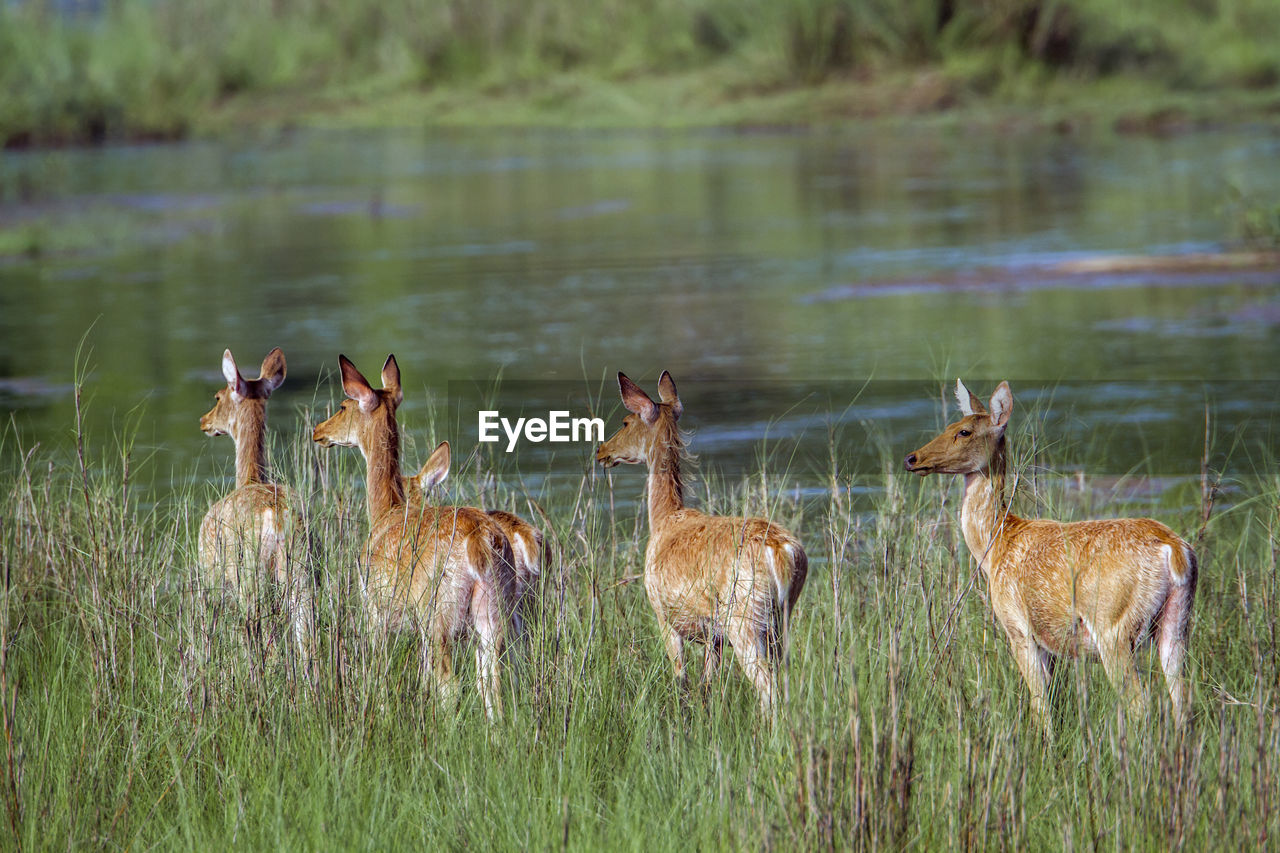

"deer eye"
[958,429,972,437]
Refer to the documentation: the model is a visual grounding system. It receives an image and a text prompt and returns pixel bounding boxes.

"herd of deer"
[199,348,1197,737]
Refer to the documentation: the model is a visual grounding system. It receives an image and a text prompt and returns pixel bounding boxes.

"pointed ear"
[417,441,450,490]
[618,372,658,425]
[222,349,249,399]
[955,378,984,416]
[989,381,1013,430]
[258,347,286,395]
[657,370,683,420]
[381,354,403,407]
[338,355,379,413]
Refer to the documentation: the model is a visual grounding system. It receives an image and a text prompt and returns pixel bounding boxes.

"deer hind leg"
[290,586,315,663]
[421,621,460,710]
[1006,627,1054,740]
[1097,625,1148,727]
[702,636,723,687]
[362,595,389,662]
[1158,572,1196,728]
[470,579,505,722]
[726,617,775,717]
[654,616,688,686]
[272,545,314,671]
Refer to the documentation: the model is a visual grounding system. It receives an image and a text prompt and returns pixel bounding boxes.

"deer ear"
[381,354,403,407]
[989,381,1013,430]
[222,350,249,400]
[657,370,683,420]
[418,441,450,489]
[618,372,658,425]
[258,347,286,395]
[338,355,379,413]
[955,378,984,417]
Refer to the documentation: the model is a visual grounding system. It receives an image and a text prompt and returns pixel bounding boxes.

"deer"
[311,354,516,720]
[904,379,1197,736]
[198,347,311,657]
[595,371,808,716]
[405,443,550,618]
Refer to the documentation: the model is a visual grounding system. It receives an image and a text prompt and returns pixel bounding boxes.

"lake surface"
[2,126,1279,508]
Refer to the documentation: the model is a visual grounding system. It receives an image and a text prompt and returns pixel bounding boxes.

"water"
[2,126,1279,505]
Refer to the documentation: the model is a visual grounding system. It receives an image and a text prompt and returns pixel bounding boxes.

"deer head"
[312,354,403,453]
[903,379,1012,476]
[595,371,683,468]
[200,347,286,436]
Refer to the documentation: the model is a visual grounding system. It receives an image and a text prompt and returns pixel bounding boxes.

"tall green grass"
[3,0,1279,145]
[1,380,1278,848]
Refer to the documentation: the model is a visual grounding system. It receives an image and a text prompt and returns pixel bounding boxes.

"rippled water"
[2,126,1279,505]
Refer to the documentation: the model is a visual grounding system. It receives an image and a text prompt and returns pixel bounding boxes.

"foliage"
[2,0,1279,144]
[1,381,1276,848]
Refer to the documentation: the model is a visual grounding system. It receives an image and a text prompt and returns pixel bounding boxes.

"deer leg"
[291,592,314,662]
[1098,630,1147,727]
[727,620,775,717]
[363,598,388,663]
[1158,579,1195,728]
[657,622,687,686]
[470,580,505,722]
[282,558,315,672]
[287,589,315,686]
[421,623,460,709]
[1006,628,1054,740]
[702,637,723,688]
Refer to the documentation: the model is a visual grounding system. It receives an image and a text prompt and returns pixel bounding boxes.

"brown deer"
[312,354,515,720]
[595,371,808,715]
[198,347,311,654]
[904,380,1197,735]
[405,443,550,616]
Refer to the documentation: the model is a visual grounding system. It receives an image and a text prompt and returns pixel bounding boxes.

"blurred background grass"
[2,0,1279,146]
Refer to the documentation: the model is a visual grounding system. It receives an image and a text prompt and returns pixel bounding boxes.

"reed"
[3,0,1279,145]
[0,375,1276,848]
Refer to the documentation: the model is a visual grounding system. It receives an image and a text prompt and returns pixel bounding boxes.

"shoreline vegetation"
[3,0,1280,148]
[3,375,1278,847]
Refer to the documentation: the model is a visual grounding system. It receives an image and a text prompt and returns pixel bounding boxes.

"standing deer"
[595,371,808,715]
[904,380,1197,735]
[198,347,311,656]
[312,355,515,720]
[406,443,550,616]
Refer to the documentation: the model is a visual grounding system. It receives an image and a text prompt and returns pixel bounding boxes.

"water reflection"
[1,127,1278,504]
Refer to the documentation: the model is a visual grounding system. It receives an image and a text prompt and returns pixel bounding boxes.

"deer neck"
[361,417,406,524]
[959,438,1010,575]
[645,430,685,530]
[231,403,269,488]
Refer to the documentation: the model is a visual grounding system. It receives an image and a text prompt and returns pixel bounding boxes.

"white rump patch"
[513,533,538,577]
[1167,543,1192,585]
[767,543,796,603]
[258,507,287,569]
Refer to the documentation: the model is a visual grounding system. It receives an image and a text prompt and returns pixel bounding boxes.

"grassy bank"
[2,0,1280,146]
[1,378,1277,848]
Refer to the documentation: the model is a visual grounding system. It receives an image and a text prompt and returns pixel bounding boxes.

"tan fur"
[405,451,549,612]
[312,355,516,721]
[596,371,808,715]
[905,379,1197,734]
[198,347,311,654]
